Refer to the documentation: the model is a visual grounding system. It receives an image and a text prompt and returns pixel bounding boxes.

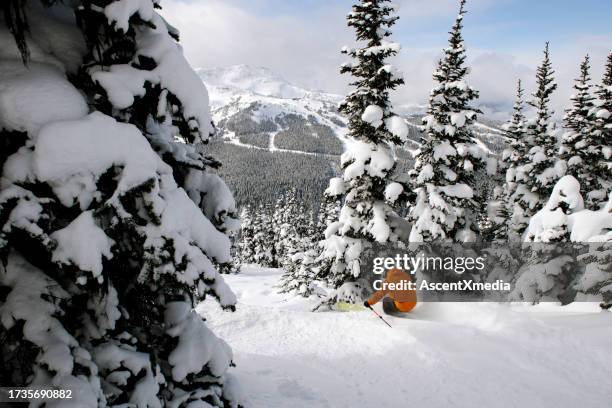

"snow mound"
[33,112,166,208]
[51,211,114,282]
[361,105,383,127]
[0,61,87,135]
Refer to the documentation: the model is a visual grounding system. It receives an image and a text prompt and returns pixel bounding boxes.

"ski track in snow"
[198,266,612,408]
[223,132,340,158]
[269,130,279,152]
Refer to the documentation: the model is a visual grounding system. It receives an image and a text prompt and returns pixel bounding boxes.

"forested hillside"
[200,65,506,212]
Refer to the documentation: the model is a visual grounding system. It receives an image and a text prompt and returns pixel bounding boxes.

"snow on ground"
[222,130,340,158]
[198,266,612,408]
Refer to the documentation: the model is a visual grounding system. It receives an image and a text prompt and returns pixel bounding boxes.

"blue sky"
[403,0,611,52]
[239,0,612,52]
[163,0,612,118]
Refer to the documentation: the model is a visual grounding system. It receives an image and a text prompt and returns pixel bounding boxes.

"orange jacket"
[367,268,417,307]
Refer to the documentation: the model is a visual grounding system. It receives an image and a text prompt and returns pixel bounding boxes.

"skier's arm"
[367,269,411,306]
[366,287,388,306]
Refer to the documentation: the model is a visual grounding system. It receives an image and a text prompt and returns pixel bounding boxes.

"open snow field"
[198,266,612,408]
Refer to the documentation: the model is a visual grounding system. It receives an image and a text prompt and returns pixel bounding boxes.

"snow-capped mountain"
[198,65,347,156]
[199,65,313,103]
[198,65,506,157]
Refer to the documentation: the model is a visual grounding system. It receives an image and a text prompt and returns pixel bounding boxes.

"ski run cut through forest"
[0,0,610,407]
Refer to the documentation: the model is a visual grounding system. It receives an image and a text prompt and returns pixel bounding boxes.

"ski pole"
[365,304,392,328]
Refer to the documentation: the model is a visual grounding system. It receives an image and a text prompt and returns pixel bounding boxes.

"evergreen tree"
[560,55,600,205]
[278,245,322,298]
[278,197,341,297]
[574,238,612,309]
[483,85,528,293]
[0,1,242,406]
[273,189,302,267]
[510,42,559,236]
[409,0,486,242]
[238,205,256,264]
[293,208,318,259]
[587,52,612,208]
[569,193,612,308]
[218,233,241,274]
[317,0,408,299]
[510,176,584,303]
[278,211,321,297]
[251,205,277,267]
[502,79,529,239]
[316,198,342,242]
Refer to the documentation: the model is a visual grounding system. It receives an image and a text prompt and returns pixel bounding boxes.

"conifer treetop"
[596,51,612,108]
[345,0,399,45]
[408,0,486,243]
[340,0,405,145]
[502,79,528,168]
[564,54,594,132]
[425,0,480,137]
[603,52,612,87]
[506,79,526,141]
[437,0,469,83]
[528,42,558,129]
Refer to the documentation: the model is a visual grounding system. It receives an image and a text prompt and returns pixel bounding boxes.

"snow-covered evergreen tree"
[309,197,342,282]
[273,189,302,267]
[408,0,486,242]
[218,233,241,274]
[278,249,319,296]
[559,55,601,205]
[277,213,321,297]
[278,196,342,296]
[586,52,612,208]
[570,194,612,309]
[240,193,314,270]
[575,239,612,309]
[278,195,330,297]
[510,176,584,303]
[484,84,528,289]
[523,176,584,243]
[501,79,529,240]
[510,43,561,236]
[0,2,242,405]
[315,198,341,242]
[511,172,612,305]
[238,205,257,264]
[251,204,277,267]
[572,194,612,308]
[297,209,318,256]
[318,0,408,297]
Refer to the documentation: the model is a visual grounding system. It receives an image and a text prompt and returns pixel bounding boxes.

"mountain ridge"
[199,64,506,156]
[198,65,507,210]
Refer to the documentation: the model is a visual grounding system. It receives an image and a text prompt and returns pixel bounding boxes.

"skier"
[364,268,417,315]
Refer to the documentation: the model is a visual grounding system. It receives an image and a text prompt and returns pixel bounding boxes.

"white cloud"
[160,0,611,122]
[395,0,502,18]
[160,0,351,93]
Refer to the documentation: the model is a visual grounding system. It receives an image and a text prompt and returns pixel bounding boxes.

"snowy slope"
[199,65,315,102]
[403,114,507,154]
[198,65,348,155]
[199,266,612,408]
[199,65,506,157]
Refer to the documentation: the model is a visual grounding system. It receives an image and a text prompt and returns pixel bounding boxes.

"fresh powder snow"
[199,266,612,408]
